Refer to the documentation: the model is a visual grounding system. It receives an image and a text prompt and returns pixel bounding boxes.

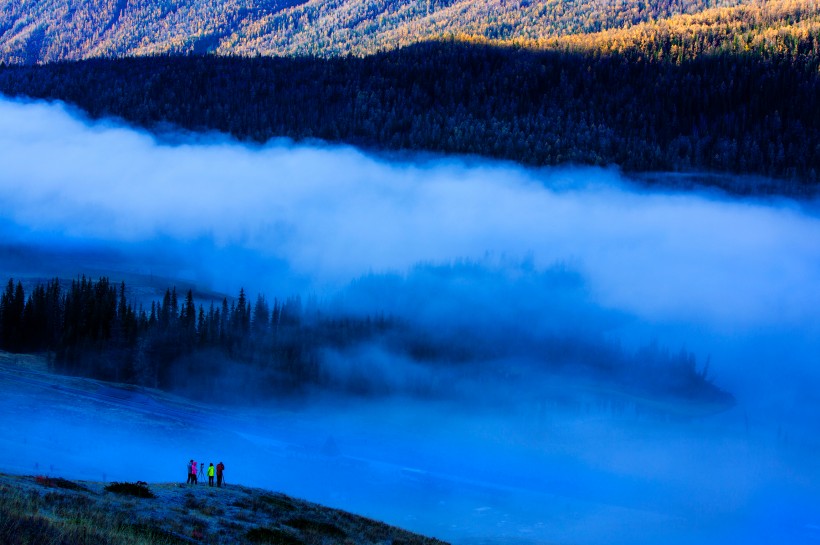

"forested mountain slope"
[1,0,750,63]
[1,40,817,188]
[2,0,819,185]
[543,0,820,59]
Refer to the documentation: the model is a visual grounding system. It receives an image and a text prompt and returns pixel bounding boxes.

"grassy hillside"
[0,472,449,544]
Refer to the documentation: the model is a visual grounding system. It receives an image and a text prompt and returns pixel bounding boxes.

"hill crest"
[0,471,449,544]
[1,0,756,63]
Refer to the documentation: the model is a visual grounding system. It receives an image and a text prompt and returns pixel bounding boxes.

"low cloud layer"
[1,97,819,333]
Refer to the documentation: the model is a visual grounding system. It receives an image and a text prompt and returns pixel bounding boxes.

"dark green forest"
[2,0,819,189]
[0,276,372,396]
[0,275,734,413]
[0,40,817,192]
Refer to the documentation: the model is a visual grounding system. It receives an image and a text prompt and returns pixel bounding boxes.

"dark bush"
[127,523,192,545]
[284,517,346,538]
[184,493,205,510]
[34,476,89,492]
[245,526,304,544]
[259,494,297,512]
[104,482,155,499]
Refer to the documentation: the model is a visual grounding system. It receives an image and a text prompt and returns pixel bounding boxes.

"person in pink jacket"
[191,460,198,485]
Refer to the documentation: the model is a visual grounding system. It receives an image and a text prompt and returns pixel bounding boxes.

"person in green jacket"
[208,462,215,487]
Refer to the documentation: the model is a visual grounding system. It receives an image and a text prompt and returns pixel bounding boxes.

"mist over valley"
[0,96,819,543]
[2,0,820,541]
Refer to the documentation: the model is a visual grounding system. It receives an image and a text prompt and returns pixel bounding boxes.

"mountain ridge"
[0,0,766,64]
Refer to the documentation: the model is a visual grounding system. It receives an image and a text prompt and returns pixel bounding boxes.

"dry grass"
[0,472,449,545]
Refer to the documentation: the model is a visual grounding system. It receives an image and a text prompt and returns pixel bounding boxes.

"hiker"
[208,463,215,487]
[191,460,198,485]
[198,461,205,483]
[186,459,193,484]
[216,461,225,488]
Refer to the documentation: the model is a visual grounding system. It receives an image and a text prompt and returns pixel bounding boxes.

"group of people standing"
[187,459,225,487]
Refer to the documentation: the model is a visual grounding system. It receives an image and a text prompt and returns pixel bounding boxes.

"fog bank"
[1,98,819,332]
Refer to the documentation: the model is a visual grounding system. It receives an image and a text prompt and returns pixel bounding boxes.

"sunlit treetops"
[398,0,820,62]
[2,0,798,64]
[223,0,750,57]
[532,0,820,61]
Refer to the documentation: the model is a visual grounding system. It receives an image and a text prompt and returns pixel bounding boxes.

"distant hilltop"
[1,0,818,63]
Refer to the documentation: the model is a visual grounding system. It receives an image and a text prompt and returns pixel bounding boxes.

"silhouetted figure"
[186,459,193,484]
[216,462,225,487]
[208,463,215,487]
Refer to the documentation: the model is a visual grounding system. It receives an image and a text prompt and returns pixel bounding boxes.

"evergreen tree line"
[0,40,817,192]
[0,275,735,412]
[0,276,390,396]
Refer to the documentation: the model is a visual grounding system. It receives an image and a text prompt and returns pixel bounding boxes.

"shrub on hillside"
[245,526,304,544]
[104,481,155,499]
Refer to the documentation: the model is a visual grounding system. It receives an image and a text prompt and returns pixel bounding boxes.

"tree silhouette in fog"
[0,275,734,414]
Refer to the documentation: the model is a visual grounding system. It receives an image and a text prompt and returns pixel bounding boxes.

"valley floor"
[2,351,819,545]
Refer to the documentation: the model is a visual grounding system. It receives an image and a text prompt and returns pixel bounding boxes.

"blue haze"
[0,96,819,544]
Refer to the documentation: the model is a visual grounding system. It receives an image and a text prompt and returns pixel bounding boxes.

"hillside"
[1,40,818,187]
[543,0,820,59]
[2,0,819,185]
[0,472,449,544]
[0,0,750,63]
[2,0,818,63]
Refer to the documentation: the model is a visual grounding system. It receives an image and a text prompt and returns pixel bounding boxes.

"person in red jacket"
[216,461,225,488]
